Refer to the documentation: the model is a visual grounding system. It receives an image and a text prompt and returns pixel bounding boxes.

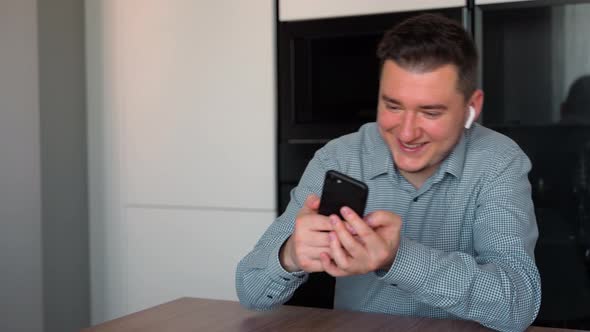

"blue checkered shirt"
[236,122,541,332]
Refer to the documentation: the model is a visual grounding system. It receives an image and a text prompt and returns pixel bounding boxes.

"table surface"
[83,297,587,332]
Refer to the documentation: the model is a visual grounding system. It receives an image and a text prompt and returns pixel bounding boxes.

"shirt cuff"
[376,237,431,293]
[266,235,308,284]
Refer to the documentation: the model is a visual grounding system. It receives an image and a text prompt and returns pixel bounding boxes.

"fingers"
[344,222,357,235]
[319,252,347,277]
[288,194,336,273]
[319,209,403,275]
[299,246,337,272]
[297,229,332,248]
[292,246,332,272]
[340,207,379,245]
[297,194,334,231]
[327,231,351,268]
[364,210,402,269]
[295,214,332,233]
[309,217,334,232]
[330,214,366,258]
[298,257,325,273]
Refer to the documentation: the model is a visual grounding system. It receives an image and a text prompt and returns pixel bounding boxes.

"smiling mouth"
[399,140,427,152]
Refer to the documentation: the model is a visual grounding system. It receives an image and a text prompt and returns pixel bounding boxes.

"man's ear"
[466,89,484,128]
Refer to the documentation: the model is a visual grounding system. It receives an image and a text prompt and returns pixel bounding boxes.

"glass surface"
[481,1,590,328]
[294,34,381,124]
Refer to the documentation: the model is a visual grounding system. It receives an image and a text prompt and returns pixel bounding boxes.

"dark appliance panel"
[478,0,590,328]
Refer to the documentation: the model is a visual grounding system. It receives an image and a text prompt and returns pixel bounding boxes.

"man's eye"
[385,104,400,111]
[424,112,441,119]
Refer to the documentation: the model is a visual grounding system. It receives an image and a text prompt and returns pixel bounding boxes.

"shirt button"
[413,197,418,202]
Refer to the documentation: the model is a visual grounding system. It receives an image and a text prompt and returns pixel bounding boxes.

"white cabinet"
[279,0,466,21]
[125,207,274,313]
[475,0,536,4]
[115,0,276,210]
[86,0,277,324]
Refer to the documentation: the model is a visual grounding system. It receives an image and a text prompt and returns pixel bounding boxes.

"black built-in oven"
[477,0,590,328]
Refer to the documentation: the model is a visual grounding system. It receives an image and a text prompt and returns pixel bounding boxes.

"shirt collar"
[441,129,468,179]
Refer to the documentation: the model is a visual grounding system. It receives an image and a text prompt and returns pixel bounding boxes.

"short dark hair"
[377,13,478,100]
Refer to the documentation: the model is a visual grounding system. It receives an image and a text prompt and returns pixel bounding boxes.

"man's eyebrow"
[381,94,448,110]
[381,95,401,104]
[420,104,448,111]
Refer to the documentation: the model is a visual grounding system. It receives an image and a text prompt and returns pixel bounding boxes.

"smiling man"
[236,14,541,332]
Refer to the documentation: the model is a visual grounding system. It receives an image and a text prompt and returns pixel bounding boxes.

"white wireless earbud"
[465,106,476,129]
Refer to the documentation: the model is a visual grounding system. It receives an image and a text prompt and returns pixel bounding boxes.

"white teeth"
[402,142,423,149]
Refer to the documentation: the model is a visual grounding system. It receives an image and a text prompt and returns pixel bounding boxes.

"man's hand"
[279,194,334,272]
[319,208,402,276]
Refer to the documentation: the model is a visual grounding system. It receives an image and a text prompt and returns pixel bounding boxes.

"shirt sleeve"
[377,146,541,332]
[235,148,334,310]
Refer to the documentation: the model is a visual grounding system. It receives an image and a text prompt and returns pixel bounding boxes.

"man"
[236,13,541,332]
[561,75,590,124]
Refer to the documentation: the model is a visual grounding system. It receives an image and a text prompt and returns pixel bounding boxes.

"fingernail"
[328,232,335,241]
[330,215,338,225]
[366,215,374,226]
[341,207,350,216]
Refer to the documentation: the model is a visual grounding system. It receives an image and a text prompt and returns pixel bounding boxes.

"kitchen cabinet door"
[475,0,537,5]
[279,0,466,21]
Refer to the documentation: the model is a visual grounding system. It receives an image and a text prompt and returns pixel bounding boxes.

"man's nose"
[399,111,420,141]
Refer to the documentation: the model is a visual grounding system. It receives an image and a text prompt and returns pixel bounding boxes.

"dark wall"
[0,1,89,331]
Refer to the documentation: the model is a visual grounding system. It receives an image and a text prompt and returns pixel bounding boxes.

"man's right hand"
[279,194,334,272]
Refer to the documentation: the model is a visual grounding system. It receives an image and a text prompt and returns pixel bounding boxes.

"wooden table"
[83,298,586,332]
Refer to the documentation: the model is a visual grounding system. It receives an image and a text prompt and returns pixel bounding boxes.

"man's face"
[377,60,473,186]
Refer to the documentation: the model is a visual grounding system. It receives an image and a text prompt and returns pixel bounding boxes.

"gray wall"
[38,0,90,331]
[0,1,89,331]
[0,0,44,331]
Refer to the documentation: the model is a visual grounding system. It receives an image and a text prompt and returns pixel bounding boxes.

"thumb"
[364,210,401,229]
[300,194,320,215]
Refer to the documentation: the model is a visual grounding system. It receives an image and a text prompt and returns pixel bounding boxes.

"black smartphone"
[318,170,369,219]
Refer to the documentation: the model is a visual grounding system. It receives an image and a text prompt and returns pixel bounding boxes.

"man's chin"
[395,160,426,173]
[398,166,427,174]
